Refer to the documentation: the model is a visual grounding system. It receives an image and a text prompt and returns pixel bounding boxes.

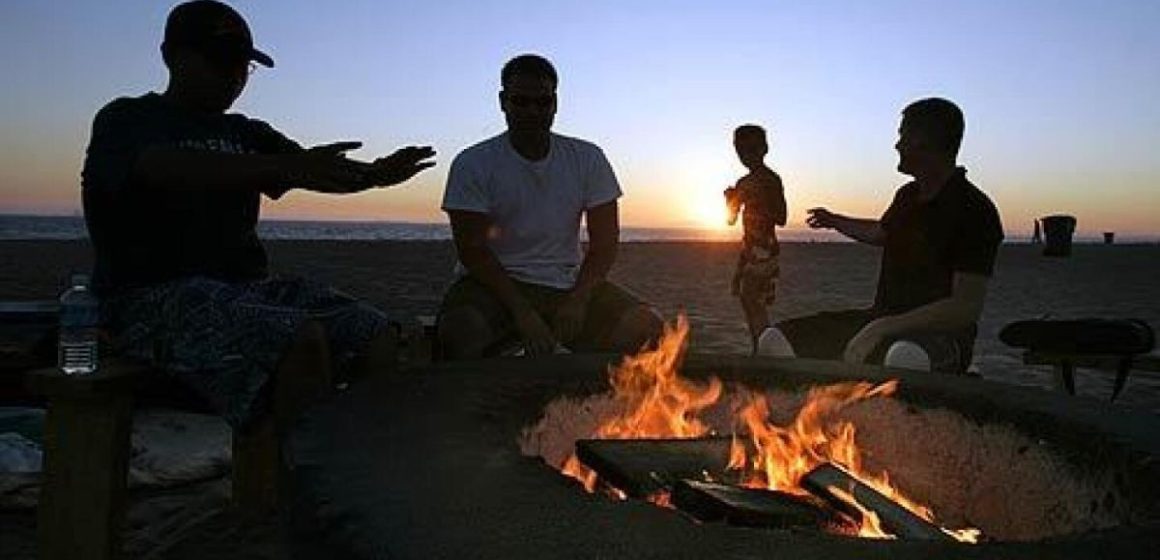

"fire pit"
[288,327,1160,558]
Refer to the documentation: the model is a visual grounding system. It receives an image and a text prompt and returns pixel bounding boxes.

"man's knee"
[437,307,493,359]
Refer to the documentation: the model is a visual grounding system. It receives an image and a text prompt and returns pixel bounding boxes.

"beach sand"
[3,239,1158,409]
[1,240,1158,557]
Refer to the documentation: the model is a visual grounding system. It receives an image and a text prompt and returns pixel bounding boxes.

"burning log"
[671,479,828,528]
[801,463,951,541]
[575,437,734,497]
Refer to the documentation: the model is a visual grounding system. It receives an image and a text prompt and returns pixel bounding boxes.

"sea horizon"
[1,213,1156,244]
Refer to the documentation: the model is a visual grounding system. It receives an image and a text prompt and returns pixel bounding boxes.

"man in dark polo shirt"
[81,0,434,443]
[761,98,1003,375]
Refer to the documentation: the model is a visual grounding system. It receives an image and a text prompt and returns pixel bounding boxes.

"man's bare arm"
[572,201,619,300]
[551,200,619,343]
[806,208,884,246]
[135,148,294,192]
[448,210,532,316]
[875,272,989,335]
[843,272,989,364]
[135,142,434,195]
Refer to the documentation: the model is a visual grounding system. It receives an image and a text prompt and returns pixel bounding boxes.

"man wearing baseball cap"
[81,0,434,509]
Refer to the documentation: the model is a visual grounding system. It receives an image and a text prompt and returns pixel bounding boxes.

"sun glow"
[682,184,735,232]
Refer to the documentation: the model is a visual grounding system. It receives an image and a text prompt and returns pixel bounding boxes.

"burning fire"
[549,314,980,543]
[562,315,722,492]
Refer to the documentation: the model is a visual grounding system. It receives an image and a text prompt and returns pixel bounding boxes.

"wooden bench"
[1022,350,1160,401]
[2,299,282,560]
[24,361,281,560]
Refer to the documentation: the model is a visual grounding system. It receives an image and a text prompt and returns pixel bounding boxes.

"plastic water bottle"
[58,273,100,375]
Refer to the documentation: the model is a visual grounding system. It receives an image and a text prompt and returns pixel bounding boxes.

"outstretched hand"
[369,146,437,187]
[289,141,378,194]
[288,142,435,194]
[806,207,838,229]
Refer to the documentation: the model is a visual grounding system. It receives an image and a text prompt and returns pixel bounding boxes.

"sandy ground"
[1,239,1158,557]
[3,239,1157,407]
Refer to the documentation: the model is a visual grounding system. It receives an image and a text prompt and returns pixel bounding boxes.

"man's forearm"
[875,297,980,339]
[869,271,989,343]
[136,148,291,193]
[459,247,534,316]
[833,215,884,246]
[571,242,617,301]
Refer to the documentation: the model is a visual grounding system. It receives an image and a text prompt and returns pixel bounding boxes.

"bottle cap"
[69,273,90,287]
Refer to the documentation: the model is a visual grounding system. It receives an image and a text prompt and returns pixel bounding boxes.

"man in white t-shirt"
[438,54,663,358]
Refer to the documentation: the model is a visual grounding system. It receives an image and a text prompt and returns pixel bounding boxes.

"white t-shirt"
[441,132,623,289]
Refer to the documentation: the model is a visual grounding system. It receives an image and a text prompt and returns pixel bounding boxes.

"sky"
[2,0,1158,239]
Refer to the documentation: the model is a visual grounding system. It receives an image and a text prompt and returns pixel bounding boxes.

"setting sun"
[684,187,733,231]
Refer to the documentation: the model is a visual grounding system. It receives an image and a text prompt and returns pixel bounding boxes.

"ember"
[522,314,982,542]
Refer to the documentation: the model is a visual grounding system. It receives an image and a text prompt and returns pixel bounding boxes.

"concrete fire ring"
[289,354,1160,559]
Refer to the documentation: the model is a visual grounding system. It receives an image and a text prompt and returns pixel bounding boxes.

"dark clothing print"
[103,276,387,429]
[82,93,301,296]
[738,255,779,305]
[778,167,1003,375]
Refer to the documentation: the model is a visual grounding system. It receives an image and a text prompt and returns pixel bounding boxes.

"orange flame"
[562,315,721,492]
[728,382,979,541]
[552,314,979,543]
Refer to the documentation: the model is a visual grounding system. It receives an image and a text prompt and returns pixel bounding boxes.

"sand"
[3,239,1158,409]
[1,239,1158,557]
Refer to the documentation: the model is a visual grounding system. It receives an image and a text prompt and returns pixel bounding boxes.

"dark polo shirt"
[874,167,1004,316]
[81,93,302,295]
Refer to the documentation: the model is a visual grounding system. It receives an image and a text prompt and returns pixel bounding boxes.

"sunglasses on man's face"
[197,39,258,75]
[200,53,257,77]
[502,92,556,109]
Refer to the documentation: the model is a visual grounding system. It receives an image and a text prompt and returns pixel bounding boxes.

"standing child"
[724,124,787,352]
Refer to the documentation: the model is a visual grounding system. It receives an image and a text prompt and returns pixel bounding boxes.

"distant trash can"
[1103,232,1115,245]
[1041,215,1077,257]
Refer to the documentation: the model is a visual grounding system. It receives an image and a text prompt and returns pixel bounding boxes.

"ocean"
[2,214,1152,244]
[0,214,847,243]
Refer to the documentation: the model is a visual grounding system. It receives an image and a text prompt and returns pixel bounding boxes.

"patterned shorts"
[739,254,779,304]
[103,276,389,429]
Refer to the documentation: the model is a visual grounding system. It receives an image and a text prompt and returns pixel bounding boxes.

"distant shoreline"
[1,213,1156,244]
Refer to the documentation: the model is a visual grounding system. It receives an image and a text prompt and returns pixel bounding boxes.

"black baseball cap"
[163,0,274,68]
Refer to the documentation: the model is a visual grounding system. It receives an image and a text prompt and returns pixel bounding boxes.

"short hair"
[901,98,965,156]
[501,54,558,88]
[734,124,766,142]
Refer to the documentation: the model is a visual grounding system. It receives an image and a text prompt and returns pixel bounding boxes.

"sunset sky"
[2,0,1158,239]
